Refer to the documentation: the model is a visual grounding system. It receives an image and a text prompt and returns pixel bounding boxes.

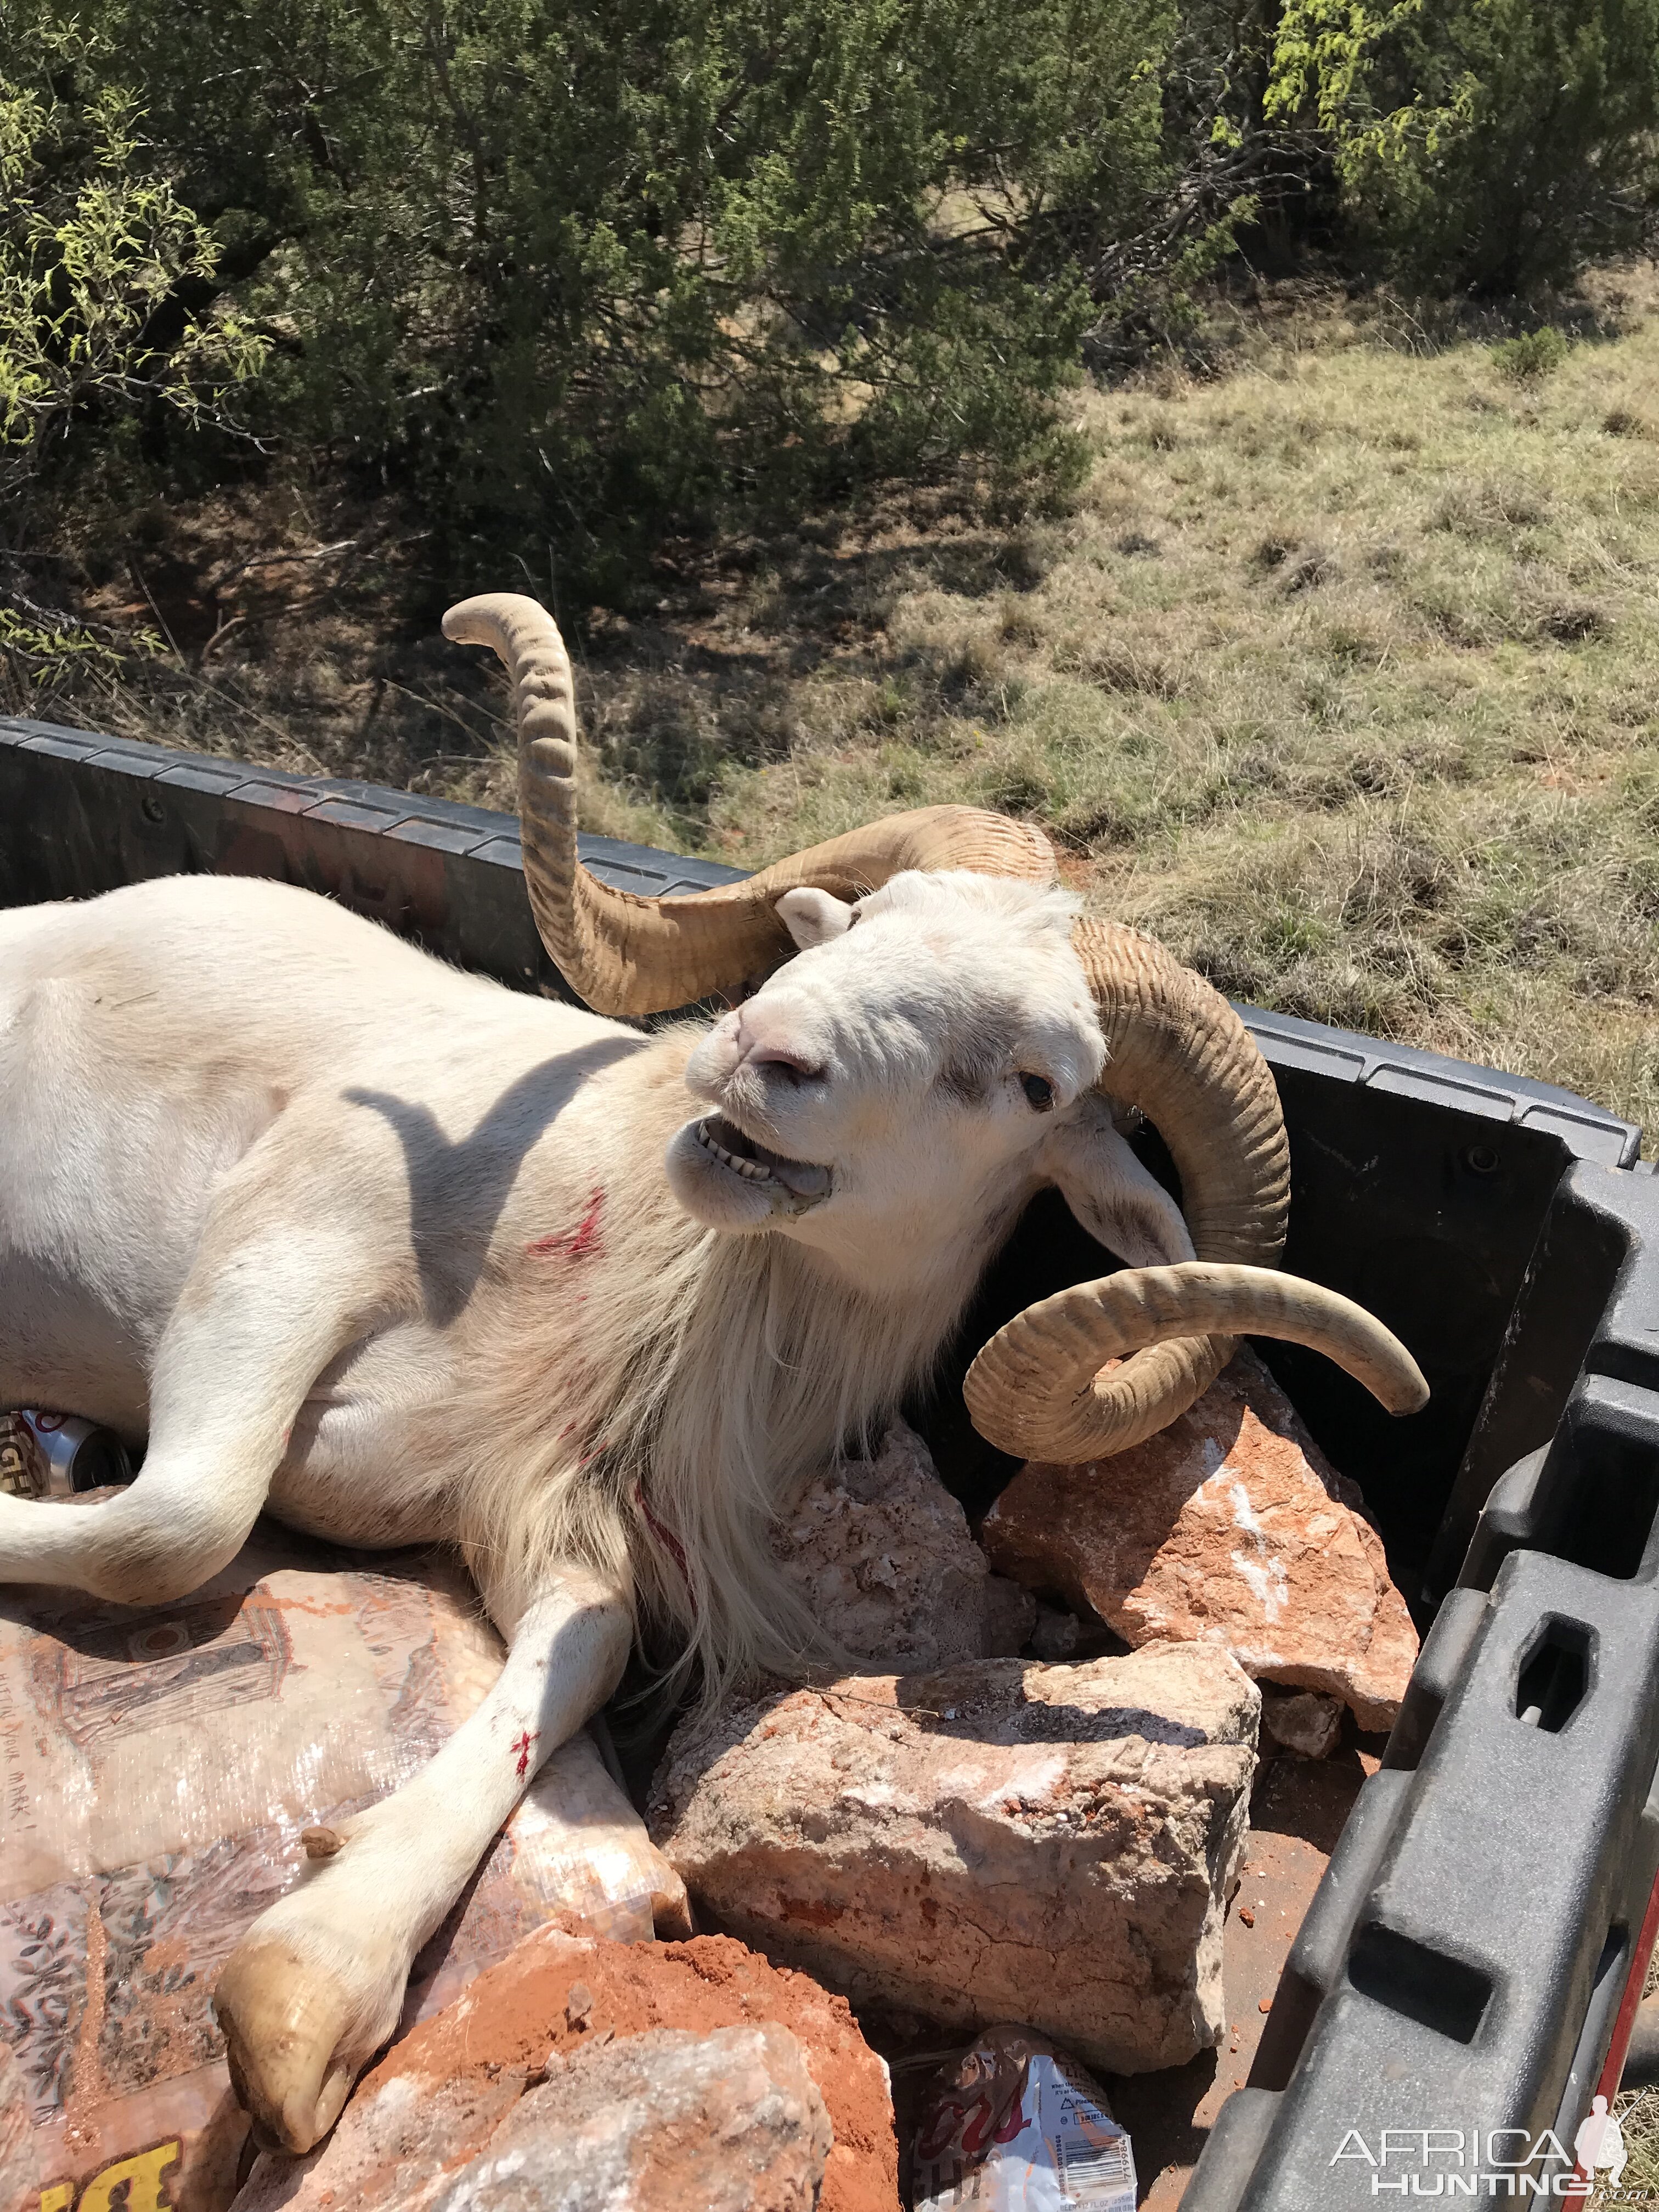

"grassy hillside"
[59,272,1659,1130]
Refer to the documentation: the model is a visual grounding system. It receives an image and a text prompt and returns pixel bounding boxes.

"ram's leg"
[478,1556,693,1949]
[0,1211,393,1606]
[214,1564,635,2154]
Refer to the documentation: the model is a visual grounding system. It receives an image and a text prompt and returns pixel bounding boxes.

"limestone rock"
[232,2071,522,2212]
[648,1641,1259,2075]
[231,1929,894,2212]
[1262,1687,1344,1760]
[1028,1603,1084,1661]
[428,2025,831,2212]
[774,1417,990,1667]
[980,1347,1418,1731]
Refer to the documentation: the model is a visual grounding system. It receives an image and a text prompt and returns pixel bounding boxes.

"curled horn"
[442,592,1056,1015]
[966,919,1426,1458]
[965,1263,1427,1463]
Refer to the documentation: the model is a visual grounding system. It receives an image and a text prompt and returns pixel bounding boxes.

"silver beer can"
[0,1408,134,1498]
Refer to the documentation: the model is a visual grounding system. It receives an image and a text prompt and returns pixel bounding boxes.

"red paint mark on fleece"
[526,1187,605,1263]
[511,1729,538,1779]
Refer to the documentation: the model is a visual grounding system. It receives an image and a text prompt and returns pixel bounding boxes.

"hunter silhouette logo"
[1573,2096,1626,2190]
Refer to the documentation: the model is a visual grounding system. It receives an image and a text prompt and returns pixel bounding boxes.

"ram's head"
[445,592,1427,1463]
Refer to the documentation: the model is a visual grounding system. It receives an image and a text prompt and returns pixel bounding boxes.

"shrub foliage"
[2,0,1658,599]
[1267,0,1659,293]
[8,0,1190,589]
[0,26,266,674]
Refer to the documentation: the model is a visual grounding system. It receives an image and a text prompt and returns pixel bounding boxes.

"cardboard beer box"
[0,1521,659,2212]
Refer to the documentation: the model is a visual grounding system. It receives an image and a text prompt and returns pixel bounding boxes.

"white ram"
[0,593,1425,2152]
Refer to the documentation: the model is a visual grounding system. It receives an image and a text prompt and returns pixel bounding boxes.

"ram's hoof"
[214,1940,360,2154]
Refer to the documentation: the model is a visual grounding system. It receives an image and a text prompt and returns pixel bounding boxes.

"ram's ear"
[775,887,855,950]
[1038,1096,1195,1269]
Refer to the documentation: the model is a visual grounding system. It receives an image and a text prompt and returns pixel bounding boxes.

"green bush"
[1489,326,1573,382]
[6,0,1659,625]
[5,0,1187,597]
[1267,0,1659,295]
[0,27,265,681]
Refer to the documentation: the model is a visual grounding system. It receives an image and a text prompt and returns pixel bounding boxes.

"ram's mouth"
[696,1115,832,1211]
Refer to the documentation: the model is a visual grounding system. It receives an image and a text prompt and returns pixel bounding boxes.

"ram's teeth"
[700,1120,774,1182]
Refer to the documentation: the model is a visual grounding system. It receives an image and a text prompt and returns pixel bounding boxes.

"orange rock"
[231,1929,895,2212]
[980,1347,1417,1732]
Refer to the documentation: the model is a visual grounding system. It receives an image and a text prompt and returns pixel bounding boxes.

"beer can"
[0,1408,134,1499]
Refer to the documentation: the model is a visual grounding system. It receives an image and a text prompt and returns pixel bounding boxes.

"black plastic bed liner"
[5,713,1657,2208]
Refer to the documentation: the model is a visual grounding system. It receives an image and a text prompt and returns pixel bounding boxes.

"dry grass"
[1604,2084,1659,2205]
[1595,1939,1659,2207]
[33,265,1659,1131]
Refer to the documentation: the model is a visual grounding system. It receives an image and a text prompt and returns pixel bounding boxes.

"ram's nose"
[684,1002,827,1102]
[733,1005,825,1083]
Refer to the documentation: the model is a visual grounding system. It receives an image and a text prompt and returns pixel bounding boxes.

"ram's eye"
[1020,1072,1055,1113]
